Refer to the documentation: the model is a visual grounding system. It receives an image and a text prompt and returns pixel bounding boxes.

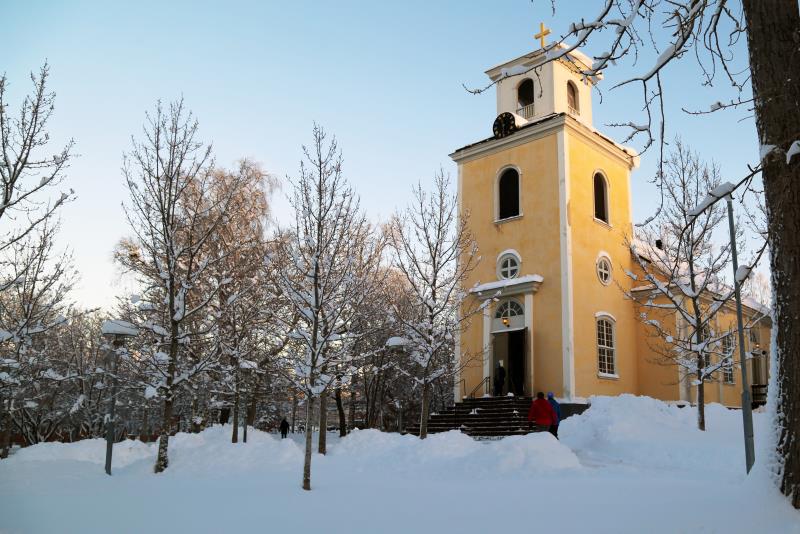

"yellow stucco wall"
[453,115,770,409]
[458,131,565,397]
[565,127,639,399]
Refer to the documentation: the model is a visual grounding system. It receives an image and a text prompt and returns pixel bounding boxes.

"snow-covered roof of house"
[101,320,139,337]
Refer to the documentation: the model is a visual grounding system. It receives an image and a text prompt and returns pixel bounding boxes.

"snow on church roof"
[470,274,544,295]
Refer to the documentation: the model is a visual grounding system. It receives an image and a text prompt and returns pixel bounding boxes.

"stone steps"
[406,396,588,438]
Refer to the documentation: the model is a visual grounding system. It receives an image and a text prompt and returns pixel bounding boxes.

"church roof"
[450,112,637,165]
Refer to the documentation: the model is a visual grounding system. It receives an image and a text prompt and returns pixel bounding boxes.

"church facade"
[450,43,770,408]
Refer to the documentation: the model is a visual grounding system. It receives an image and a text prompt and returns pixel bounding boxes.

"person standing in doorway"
[493,361,506,396]
[279,417,290,439]
[547,392,561,438]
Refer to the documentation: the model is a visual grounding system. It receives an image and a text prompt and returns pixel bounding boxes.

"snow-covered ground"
[1,395,798,533]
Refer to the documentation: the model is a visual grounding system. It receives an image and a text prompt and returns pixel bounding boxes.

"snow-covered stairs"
[405,396,537,438]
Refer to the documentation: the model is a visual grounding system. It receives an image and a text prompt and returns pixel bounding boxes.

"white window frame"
[593,170,611,226]
[721,334,735,384]
[494,165,523,223]
[495,299,524,319]
[596,254,613,286]
[496,251,521,280]
[596,315,617,378]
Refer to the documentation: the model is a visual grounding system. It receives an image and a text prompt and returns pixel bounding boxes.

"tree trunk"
[349,386,357,429]
[742,0,800,509]
[335,386,347,437]
[291,392,298,433]
[302,395,315,491]
[242,394,249,443]
[244,383,259,443]
[191,396,201,433]
[318,390,327,454]
[140,407,149,443]
[231,372,240,443]
[697,366,706,432]
[154,395,173,473]
[419,382,431,439]
[0,407,11,459]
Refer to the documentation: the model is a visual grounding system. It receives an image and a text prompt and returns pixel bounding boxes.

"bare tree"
[0,63,74,253]
[0,221,76,456]
[117,99,247,473]
[388,172,480,439]
[274,124,380,490]
[468,1,799,507]
[625,142,764,429]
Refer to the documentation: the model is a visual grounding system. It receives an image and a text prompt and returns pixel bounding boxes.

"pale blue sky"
[4,0,759,308]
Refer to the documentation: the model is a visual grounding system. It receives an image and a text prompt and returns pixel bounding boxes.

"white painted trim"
[557,128,576,400]
[592,170,611,225]
[482,306,492,383]
[494,165,523,222]
[525,292,534,396]
[455,164,463,402]
[496,250,522,280]
[594,311,617,322]
[596,250,611,261]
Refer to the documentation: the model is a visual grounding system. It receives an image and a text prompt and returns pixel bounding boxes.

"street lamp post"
[688,183,756,474]
[725,195,756,473]
[100,320,139,476]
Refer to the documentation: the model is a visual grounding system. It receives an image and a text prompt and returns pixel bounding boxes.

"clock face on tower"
[492,112,517,139]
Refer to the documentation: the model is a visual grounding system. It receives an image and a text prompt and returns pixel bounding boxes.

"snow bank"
[333,428,580,479]
[560,394,762,474]
[10,437,152,468]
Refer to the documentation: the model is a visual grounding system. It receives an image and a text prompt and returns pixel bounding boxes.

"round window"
[597,256,612,285]
[497,254,520,280]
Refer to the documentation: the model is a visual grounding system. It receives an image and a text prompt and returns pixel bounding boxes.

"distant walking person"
[547,392,561,439]
[493,361,506,396]
[527,391,557,433]
[279,418,290,439]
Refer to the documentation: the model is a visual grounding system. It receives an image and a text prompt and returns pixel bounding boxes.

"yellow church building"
[450,41,770,409]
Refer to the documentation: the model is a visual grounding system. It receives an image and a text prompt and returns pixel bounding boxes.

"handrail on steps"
[467,377,491,399]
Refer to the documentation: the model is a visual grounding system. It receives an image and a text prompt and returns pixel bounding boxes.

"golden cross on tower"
[534,22,551,49]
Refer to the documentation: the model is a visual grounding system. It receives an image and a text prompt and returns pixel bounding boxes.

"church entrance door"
[492,329,526,396]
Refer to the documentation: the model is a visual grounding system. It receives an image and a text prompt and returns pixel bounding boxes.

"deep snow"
[1,395,798,533]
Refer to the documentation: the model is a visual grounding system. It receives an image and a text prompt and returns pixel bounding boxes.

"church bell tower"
[450,29,638,403]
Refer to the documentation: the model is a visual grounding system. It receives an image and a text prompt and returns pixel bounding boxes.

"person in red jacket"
[527,391,557,435]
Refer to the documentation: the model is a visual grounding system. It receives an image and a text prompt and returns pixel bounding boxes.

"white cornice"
[450,114,638,169]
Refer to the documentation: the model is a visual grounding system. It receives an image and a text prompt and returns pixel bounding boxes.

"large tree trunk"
[335,386,347,437]
[154,394,173,473]
[419,382,431,440]
[302,395,315,491]
[742,0,800,509]
[318,390,328,454]
[140,407,149,443]
[0,405,11,459]
[231,372,240,444]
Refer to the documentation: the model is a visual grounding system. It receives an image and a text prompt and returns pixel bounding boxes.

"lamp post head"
[101,320,139,338]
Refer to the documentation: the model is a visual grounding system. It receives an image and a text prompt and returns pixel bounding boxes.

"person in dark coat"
[493,361,506,396]
[547,392,561,438]
[279,418,290,439]
[527,391,557,432]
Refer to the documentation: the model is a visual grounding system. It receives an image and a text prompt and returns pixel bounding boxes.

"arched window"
[567,81,579,115]
[593,172,609,224]
[517,78,534,108]
[498,168,520,220]
[497,252,520,280]
[597,317,616,375]
[495,300,524,319]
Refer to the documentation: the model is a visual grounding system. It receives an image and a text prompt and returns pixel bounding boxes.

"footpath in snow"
[1,395,798,533]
